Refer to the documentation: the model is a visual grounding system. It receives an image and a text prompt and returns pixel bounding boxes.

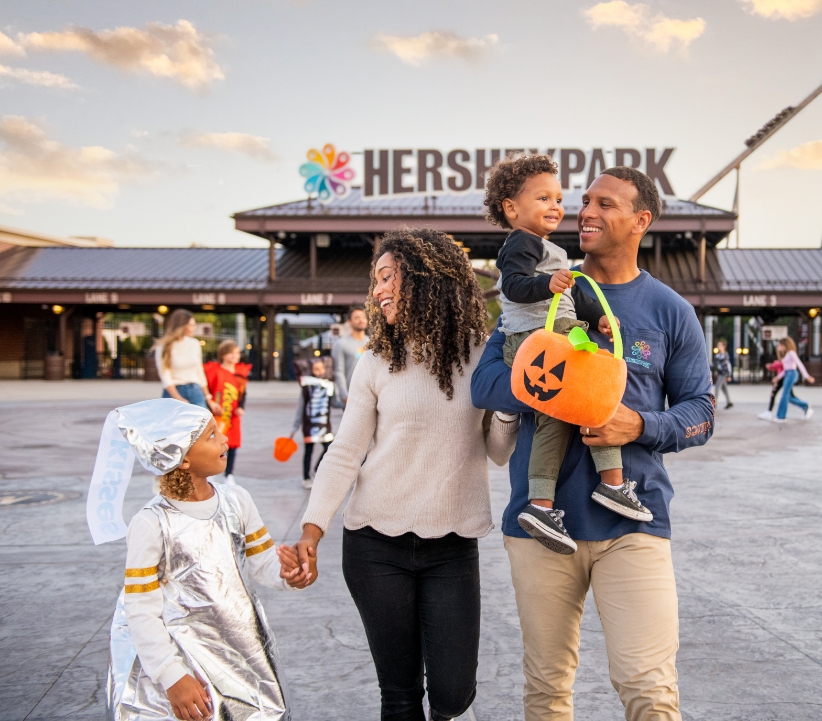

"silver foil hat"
[117,398,213,475]
[86,398,213,545]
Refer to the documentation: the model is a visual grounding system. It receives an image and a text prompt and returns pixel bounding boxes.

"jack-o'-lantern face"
[523,352,566,402]
[511,328,628,428]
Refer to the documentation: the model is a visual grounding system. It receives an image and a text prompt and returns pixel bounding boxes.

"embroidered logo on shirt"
[626,340,652,368]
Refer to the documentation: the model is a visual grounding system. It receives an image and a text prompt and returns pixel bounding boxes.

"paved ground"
[1,380,821,720]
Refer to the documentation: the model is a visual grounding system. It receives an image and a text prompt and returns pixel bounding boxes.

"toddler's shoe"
[517,505,577,555]
[591,480,653,522]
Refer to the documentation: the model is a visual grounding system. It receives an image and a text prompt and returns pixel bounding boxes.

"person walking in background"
[772,337,814,423]
[712,340,734,410]
[205,339,252,485]
[758,354,801,421]
[292,358,335,490]
[153,309,220,413]
[332,305,369,406]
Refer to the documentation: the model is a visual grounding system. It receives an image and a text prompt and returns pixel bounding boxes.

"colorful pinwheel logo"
[632,341,651,360]
[299,144,354,203]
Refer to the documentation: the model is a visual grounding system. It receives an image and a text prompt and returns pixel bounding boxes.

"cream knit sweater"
[301,341,519,539]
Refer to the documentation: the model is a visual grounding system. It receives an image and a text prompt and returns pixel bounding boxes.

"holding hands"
[276,541,317,589]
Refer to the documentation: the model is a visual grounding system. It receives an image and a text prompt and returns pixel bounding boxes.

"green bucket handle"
[544,271,623,360]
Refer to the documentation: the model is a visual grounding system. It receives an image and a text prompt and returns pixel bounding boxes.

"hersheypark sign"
[299,144,676,204]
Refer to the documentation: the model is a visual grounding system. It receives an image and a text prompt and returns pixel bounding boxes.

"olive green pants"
[503,320,622,502]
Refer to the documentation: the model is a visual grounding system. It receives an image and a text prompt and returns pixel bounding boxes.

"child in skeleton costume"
[291,359,335,488]
[86,399,310,721]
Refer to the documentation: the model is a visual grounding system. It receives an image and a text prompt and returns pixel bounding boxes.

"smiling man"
[472,166,714,721]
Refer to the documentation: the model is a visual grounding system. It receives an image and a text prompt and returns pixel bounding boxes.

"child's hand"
[277,544,314,588]
[598,315,620,341]
[549,269,575,294]
[167,674,211,720]
[235,408,244,417]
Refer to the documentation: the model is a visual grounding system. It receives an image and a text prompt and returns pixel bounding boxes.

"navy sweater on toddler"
[471,269,715,541]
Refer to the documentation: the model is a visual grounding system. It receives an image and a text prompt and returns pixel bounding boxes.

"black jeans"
[342,526,481,721]
[302,441,330,479]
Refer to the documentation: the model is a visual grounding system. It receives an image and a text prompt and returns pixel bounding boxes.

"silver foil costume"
[107,483,290,721]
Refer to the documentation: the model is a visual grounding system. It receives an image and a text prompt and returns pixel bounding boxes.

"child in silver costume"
[93,399,312,721]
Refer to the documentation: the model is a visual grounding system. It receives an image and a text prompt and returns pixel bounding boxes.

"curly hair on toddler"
[483,154,559,229]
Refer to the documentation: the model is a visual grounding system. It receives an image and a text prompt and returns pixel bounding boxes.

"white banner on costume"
[86,411,136,545]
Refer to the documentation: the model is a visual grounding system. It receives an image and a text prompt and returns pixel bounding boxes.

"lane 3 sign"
[362,148,675,197]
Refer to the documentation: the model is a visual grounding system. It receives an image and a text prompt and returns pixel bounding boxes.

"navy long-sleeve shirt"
[472,269,715,540]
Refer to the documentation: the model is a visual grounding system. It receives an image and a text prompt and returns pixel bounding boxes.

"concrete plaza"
[1,379,821,721]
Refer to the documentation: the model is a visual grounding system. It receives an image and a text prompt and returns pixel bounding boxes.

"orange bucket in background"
[273,437,298,462]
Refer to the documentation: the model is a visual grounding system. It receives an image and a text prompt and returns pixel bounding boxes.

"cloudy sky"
[1,0,821,248]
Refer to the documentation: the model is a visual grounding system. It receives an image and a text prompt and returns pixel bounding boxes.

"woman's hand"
[808,376,816,384]
[206,398,221,415]
[166,387,189,403]
[276,544,313,588]
[294,524,322,588]
[166,674,211,720]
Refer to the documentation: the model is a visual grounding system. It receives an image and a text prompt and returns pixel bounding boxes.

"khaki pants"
[504,533,680,721]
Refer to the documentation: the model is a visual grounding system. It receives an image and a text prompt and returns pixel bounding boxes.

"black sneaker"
[517,506,577,555]
[591,480,653,522]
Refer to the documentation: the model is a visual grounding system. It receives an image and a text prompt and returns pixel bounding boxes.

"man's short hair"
[600,166,662,225]
[347,304,365,319]
[483,154,559,229]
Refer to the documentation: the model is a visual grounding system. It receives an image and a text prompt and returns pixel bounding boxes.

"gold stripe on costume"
[125,566,159,578]
[245,538,274,557]
[245,526,269,543]
[124,580,160,594]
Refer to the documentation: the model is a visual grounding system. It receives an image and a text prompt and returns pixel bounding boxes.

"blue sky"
[1,0,821,248]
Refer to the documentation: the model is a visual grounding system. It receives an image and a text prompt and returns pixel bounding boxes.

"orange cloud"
[0,116,155,208]
[372,31,499,66]
[19,20,224,92]
[739,0,822,20]
[585,1,706,52]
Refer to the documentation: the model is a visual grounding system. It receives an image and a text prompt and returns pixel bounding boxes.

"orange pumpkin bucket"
[273,436,298,462]
[511,272,627,428]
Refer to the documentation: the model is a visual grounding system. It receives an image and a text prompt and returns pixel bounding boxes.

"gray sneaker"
[591,480,653,522]
[517,506,577,554]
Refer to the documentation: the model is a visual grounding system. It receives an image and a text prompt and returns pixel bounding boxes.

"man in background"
[332,305,369,405]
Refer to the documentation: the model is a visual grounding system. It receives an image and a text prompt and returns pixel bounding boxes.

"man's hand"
[597,314,620,340]
[580,404,644,447]
[166,674,211,720]
[276,544,314,588]
[549,269,575,294]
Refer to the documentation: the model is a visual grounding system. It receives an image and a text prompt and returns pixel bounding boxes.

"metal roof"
[644,248,822,293]
[0,247,270,291]
[235,187,735,220]
[3,245,820,297]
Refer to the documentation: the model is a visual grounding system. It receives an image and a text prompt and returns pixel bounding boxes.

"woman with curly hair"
[292,228,520,721]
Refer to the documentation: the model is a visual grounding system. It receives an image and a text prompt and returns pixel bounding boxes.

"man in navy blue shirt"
[472,167,714,721]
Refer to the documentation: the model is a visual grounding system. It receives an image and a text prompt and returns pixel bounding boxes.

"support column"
[269,241,277,281]
[252,314,263,381]
[309,234,317,279]
[265,307,277,381]
[704,315,715,361]
[813,315,821,357]
[733,315,742,380]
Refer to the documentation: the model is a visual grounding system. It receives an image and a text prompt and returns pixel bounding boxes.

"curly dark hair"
[366,227,488,399]
[483,154,559,229]
[159,466,194,501]
[600,166,661,225]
